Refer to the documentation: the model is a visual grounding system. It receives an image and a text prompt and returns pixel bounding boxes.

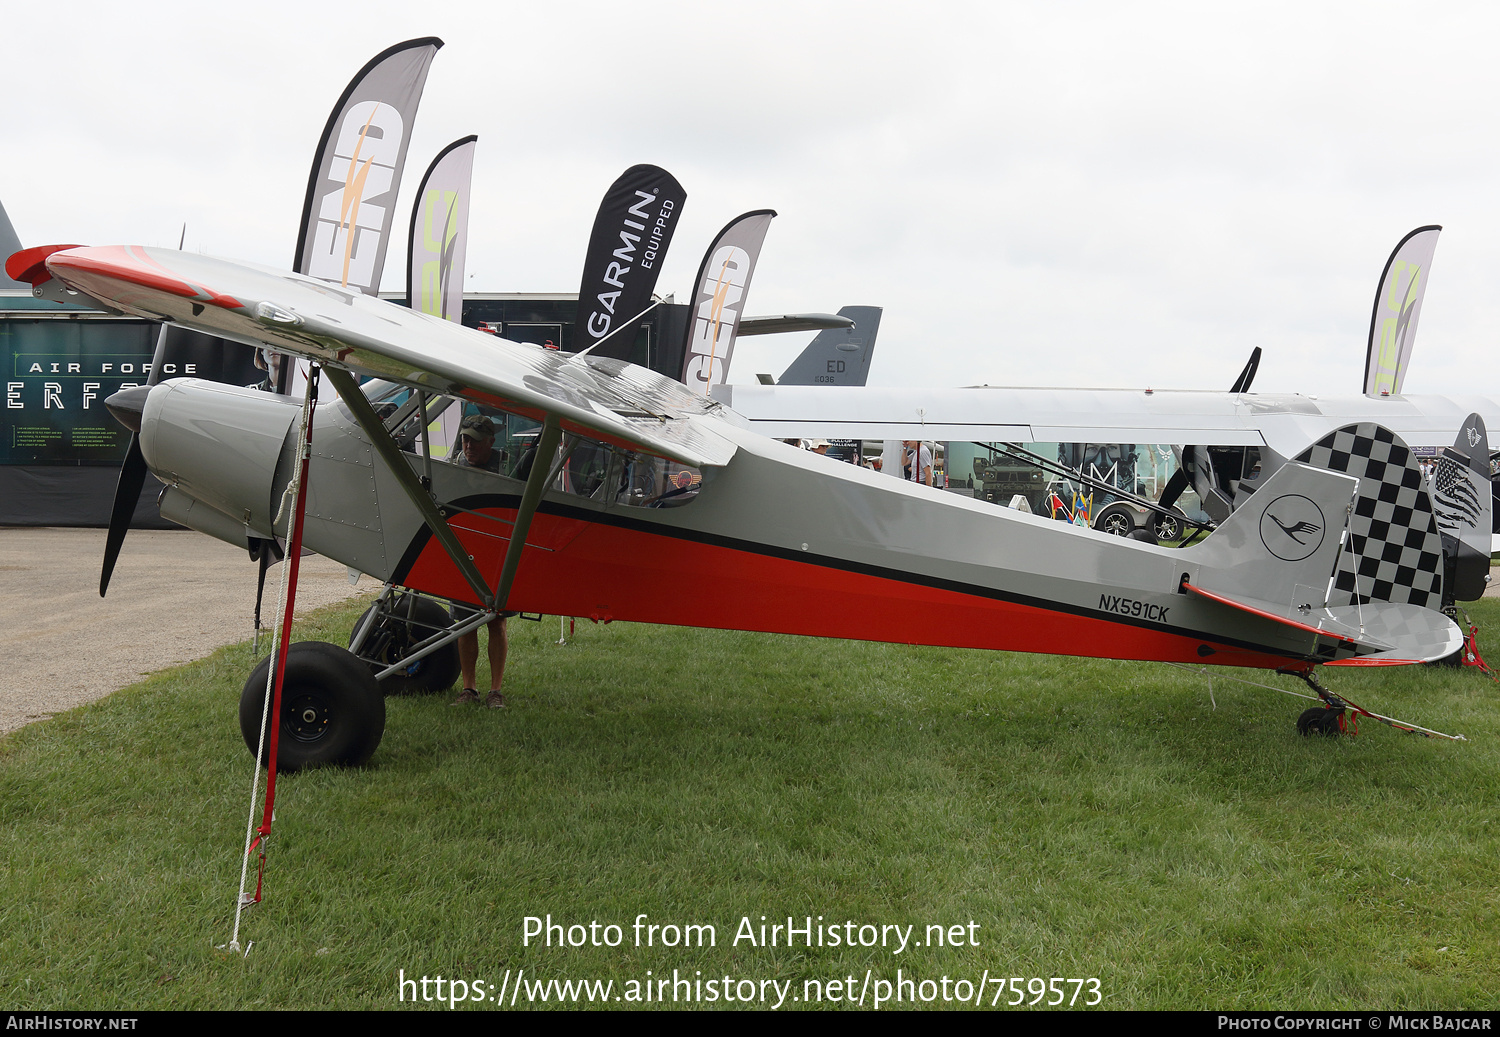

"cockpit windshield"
[348,382,705,509]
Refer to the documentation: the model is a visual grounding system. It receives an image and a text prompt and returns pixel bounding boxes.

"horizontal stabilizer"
[42,246,738,469]
[1184,583,1459,664]
[1185,582,1369,643]
[737,313,854,336]
[1321,600,1463,665]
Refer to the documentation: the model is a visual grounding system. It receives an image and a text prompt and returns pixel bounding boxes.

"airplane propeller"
[1155,347,1264,529]
[99,325,266,596]
[99,326,173,596]
[1229,346,1262,394]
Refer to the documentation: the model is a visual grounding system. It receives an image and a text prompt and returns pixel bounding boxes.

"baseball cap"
[459,415,497,440]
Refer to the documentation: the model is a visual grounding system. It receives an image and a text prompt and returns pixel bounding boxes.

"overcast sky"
[5,1,1499,397]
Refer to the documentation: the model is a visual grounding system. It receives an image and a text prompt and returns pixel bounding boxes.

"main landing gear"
[240,642,385,772]
[238,588,490,770]
[347,590,462,695]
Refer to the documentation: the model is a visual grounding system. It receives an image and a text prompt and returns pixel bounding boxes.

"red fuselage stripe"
[398,507,1297,669]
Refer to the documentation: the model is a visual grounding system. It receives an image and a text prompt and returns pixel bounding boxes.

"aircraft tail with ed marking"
[778,305,882,386]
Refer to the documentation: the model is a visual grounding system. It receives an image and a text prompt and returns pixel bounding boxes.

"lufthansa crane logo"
[1258,494,1326,561]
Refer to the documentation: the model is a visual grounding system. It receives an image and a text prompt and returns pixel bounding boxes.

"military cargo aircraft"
[5,243,1466,770]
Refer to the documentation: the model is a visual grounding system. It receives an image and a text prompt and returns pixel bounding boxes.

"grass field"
[2,596,1498,1010]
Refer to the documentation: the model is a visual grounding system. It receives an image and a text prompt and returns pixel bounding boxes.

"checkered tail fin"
[1294,423,1444,609]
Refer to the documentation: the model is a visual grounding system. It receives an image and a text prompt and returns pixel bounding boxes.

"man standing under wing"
[452,414,508,707]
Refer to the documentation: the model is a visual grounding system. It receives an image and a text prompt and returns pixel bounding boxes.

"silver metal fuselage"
[137,376,1399,669]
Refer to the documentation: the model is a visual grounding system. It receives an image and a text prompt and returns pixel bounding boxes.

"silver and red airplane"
[5,243,1466,769]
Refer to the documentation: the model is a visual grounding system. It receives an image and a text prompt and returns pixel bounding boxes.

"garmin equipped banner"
[1364,225,1440,397]
[573,165,686,360]
[294,37,443,295]
[679,210,775,388]
[407,136,476,322]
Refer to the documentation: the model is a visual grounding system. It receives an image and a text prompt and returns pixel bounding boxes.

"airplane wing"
[32,245,740,468]
[736,313,854,336]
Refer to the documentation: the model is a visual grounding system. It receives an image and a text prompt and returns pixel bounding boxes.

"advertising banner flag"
[406,136,477,460]
[573,165,686,361]
[407,136,477,323]
[1364,225,1441,397]
[293,37,443,295]
[680,210,776,389]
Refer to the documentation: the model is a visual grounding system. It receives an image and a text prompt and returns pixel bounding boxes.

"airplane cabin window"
[946,439,1219,538]
[352,390,708,508]
[561,437,611,500]
[614,453,702,509]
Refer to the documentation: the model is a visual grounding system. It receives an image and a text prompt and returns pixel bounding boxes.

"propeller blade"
[100,435,148,596]
[1229,346,1262,394]
[99,324,173,596]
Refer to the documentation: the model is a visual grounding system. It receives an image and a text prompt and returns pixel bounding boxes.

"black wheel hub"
[283,692,332,743]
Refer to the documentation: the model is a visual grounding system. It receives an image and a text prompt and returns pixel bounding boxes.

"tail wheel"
[349,593,461,695]
[240,641,385,772]
[1296,706,1344,737]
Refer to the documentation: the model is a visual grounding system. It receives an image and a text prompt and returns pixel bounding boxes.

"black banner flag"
[572,165,686,361]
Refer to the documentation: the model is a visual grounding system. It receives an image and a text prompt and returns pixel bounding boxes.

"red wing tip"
[5,244,86,286]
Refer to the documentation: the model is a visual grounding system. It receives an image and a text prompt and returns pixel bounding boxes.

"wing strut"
[324,367,497,611]
[494,415,562,611]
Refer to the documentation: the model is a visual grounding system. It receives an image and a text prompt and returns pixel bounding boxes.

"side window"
[525,437,704,508]
[563,438,612,499]
[439,403,528,476]
[614,454,701,509]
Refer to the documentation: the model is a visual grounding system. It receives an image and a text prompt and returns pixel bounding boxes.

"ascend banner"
[407,136,477,322]
[573,165,686,360]
[294,37,443,295]
[1364,225,1440,397]
[679,210,775,389]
